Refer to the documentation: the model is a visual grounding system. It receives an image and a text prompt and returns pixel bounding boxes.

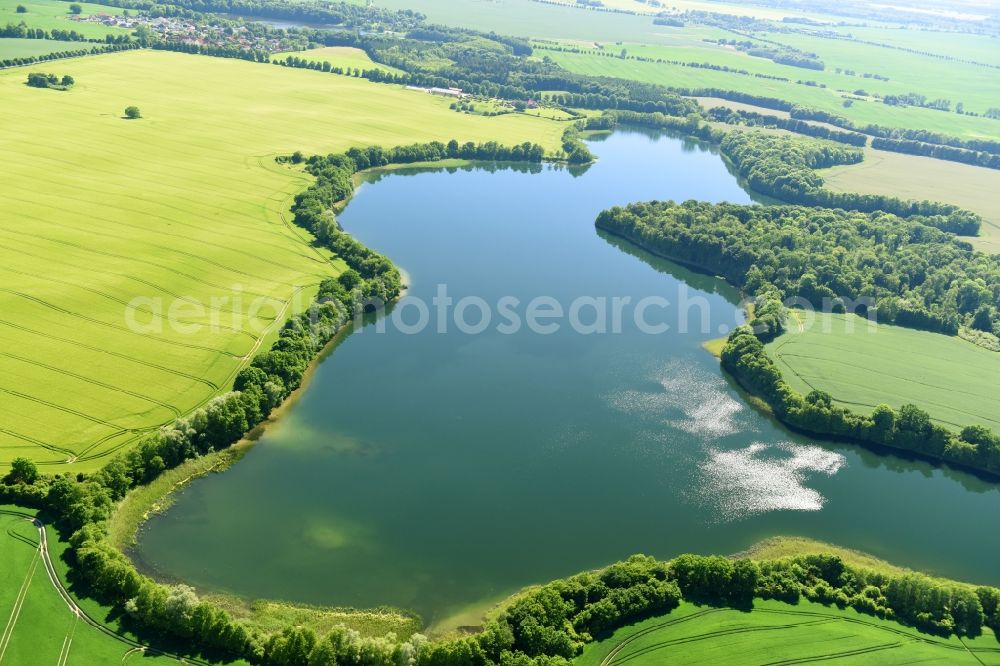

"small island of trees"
[26,72,75,90]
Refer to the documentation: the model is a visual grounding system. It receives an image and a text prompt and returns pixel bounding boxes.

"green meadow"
[0,0,129,39]
[576,599,1000,666]
[765,313,1000,432]
[0,507,194,665]
[270,45,403,74]
[820,147,1000,253]
[0,36,92,58]
[0,48,564,473]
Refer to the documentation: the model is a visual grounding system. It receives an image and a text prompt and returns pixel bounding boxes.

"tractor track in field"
[0,509,212,665]
[3,242,286,323]
[0,264,254,331]
[0,228,275,299]
[0,386,130,437]
[0,352,183,418]
[0,318,220,389]
[607,618,838,664]
[0,288,243,357]
[599,605,1000,666]
[15,208,311,285]
[0,428,76,460]
[4,190,328,268]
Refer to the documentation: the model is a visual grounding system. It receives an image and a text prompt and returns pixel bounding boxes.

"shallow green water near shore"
[135,129,1000,624]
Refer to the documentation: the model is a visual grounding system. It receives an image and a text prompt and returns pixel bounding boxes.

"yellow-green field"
[0,48,564,473]
[820,147,1000,254]
[765,313,1000,432]
[270,45,402,74]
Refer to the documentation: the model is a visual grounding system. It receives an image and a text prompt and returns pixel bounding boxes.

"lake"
[134,129,1000,625]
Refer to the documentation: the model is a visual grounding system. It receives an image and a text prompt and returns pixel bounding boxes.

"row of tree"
[787,106,1000,155]
[719,131,981,233]
[871,136,1000,170]
[706,107,868,146]
[721,326,1000,475]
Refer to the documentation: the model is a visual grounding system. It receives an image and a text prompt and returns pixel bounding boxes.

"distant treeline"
[788,106,1000,159]
[2,21,88,41]
[70,0,424,31]
[153,40,269,62]
[666,88,1000,168]
[720,131,980,232]
[706,106,868,146]
[870,136,1000,170]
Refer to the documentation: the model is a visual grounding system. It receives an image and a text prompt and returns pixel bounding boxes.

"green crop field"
[0,0,129,39]
[765,313,1000,432]
[270,45,403,74]
[0,36,93,58]
[0,506,196,664]
[820,147,1000,254]
[0,48,564,473]
[576,599,1000,665]
[543,47,1000,141]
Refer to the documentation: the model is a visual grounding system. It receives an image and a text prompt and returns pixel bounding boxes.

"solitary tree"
[4,457,39,485]
[124,105,141,119]
[15,4,27,13]
[68,3,82,13]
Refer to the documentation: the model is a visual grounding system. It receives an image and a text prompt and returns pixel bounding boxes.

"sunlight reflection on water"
[606,360,748,438]
[697,442,847,521]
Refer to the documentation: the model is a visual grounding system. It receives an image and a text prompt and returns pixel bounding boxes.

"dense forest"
[596,200,998,337]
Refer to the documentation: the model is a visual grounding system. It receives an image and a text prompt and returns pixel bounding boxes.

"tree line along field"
[575,599,1000,666]
[765,313,1000,432]
[0,507,200,664]
[0,48,565,473]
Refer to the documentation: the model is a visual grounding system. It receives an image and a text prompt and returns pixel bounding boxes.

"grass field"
[0,37,100,59]
[576,599,1000,665]
[0,48,564,473]
[543,47,1000,141]
[765,313,1000,432]
[0,0,129,39]
[820,147,1000,254]
[269,45,403,74]
[0,506,199,665]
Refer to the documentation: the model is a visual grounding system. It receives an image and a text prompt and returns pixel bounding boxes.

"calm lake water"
[135,129,1000,624]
